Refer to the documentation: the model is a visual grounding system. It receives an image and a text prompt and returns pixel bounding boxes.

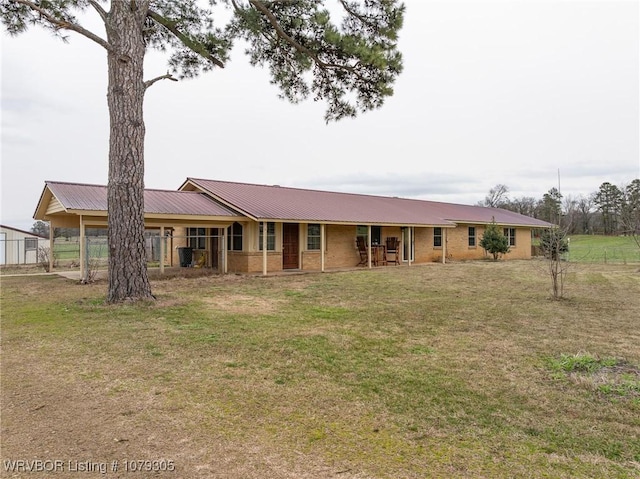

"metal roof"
[184,178,552,228]
[43,181,241,217]
[37,179,553,228]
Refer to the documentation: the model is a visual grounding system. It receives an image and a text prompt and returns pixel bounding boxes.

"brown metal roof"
[44,181,240,217]
[184,178,552,228]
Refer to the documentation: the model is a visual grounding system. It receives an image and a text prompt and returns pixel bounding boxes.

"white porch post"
[262,221,268,276]
[223,227,228,274]
[442,228,447,264]
[320,224,326,272]
[79,215,86,280]
[408,227,412,266]
[49,219,55,272]
[159,226,165,274]
[367,225,372,268]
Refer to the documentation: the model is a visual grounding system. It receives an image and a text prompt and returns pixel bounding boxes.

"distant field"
[51,235,640,265]
[53,239,109,260]
[567,235,640,264]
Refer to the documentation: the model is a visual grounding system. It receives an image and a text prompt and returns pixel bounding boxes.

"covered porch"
[34,181,244,281]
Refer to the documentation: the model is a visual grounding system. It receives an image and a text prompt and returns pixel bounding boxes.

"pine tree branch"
[87,0,107,23]
[144,72,178,90]
[248,0,357,75]
[12,0,111,51]
[338,0,378,30]
[147,9,225,68]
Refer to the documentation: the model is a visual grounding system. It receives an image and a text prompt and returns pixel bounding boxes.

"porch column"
[367,225,372,268]
[442,228,447,264]
[49,219,55,272]
[222,227,228,274]
[408,226,412,267]
[159,226,165,274]
[262,221,268,276]
[320,224,326,272]
[79,215,86,281]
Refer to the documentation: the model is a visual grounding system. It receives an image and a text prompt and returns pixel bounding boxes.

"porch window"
[468,227,476,247]
[356,225,381,245]
[259,222,276,251]
[227,222,243,251]
[503,227,516,246]
[307,224,321,250]
[188,228,206,250]
[434,227,442,247]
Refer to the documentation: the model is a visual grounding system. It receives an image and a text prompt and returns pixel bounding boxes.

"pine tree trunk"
[105,2,153,303]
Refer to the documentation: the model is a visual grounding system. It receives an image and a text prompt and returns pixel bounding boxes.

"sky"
[1,0,639,231]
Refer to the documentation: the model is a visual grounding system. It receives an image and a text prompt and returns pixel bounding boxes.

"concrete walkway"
[0,270,106,280]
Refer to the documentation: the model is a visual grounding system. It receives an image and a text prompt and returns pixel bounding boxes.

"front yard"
[1,260,639,478]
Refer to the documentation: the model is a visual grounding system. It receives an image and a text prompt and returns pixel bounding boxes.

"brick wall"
[171,223,534,272]
[324,225,359,268]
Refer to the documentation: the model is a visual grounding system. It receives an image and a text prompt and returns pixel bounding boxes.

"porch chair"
[356,236,368,266]
[386,237,400,265]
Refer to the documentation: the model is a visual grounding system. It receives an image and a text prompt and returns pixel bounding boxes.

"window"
[468,227,476,247]
[25,238,38,251]
[227,222,243,251]
[188,228,206,250]
[259,222,276,251]
[356,225,368,243]
[307,224,321,250]
[504,228,516,246]
[356,225,381,244]
[433,227,442,247]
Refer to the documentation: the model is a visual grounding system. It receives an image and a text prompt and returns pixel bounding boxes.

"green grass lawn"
[2,262,639,478]
[567,235,640,264]
[53,240,109,260]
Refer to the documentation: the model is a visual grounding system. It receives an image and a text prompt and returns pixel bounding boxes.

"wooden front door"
[282,223,299,269]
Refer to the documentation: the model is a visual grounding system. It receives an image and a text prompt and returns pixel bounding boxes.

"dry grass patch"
[1,261,639,478]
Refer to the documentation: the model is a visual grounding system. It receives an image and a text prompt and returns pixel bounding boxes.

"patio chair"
[386,237,400,265]
[356,236,368,266]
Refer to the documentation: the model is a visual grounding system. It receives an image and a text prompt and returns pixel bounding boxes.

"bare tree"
[561,194,578,233]
[576,194,594,234]
[539,226,570,300]
[619,179,640,249]
[479,184,510,208]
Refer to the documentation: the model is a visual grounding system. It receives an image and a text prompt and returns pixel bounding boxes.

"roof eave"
[181,178,259,221]
[33,184,59,220]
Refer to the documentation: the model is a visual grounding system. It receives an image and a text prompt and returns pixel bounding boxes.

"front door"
[282,223,299,269]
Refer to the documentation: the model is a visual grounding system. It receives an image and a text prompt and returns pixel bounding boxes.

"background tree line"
[30,223,109,240]
[478,179,640,236]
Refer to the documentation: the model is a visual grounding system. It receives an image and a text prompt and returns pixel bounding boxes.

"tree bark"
[105,1,153,302]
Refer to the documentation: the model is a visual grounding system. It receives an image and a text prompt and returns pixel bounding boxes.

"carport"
[33,181,244,280]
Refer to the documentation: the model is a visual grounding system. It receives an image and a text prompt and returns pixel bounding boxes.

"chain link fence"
[49,233,223,278]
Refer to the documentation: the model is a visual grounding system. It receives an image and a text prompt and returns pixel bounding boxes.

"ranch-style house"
[34,178,552,277]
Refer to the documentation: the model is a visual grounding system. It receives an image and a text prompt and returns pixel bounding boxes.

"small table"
[371,244,386,266]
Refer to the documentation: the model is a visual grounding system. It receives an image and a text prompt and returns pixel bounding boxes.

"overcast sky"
[1,0,639,230]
